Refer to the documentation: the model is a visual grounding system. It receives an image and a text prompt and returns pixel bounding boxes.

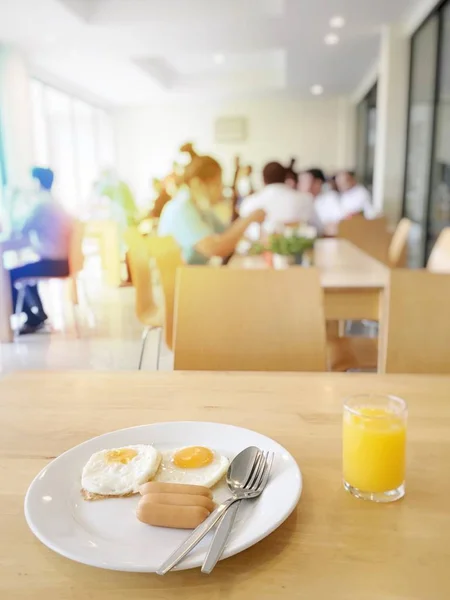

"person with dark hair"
[299,167,342,234]
[336,170,375,219]
[158,155,265,264]
[6,167,74,334]
[239,161,314,239]
[262,161,288,185]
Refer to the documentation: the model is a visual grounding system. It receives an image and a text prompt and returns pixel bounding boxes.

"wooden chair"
[124,229,163,369]
[338,215,391,264]
[379,269,450,374]
[14,220,85,336]
[173,267,328,372]
[388,218,412,268]
[146,236,184,353]
[427,228,450,273]
[328,336,379,372]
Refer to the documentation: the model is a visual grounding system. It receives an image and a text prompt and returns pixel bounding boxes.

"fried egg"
[154,446,229,488]
[81,445,161,497]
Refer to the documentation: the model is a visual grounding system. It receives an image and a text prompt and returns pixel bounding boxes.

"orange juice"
[343,407,406,493]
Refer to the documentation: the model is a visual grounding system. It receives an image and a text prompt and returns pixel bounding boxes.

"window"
[73,99,98,211]
[355,84,377,193]
[402,0,450,266]
[403,15,439,266]
[46,86,78,213]
[428,3,450,257]
[30,80,116,216]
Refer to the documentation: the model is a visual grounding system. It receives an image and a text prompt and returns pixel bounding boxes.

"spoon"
[201,446,261,574]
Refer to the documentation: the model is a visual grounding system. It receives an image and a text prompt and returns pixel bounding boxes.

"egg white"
[154,447,229,488]
[81,445,161,496]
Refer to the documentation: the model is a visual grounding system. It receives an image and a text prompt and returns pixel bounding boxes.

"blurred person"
[149,176,174,219]
[328,174,339,193]
[7,167,74,334]
[236,164,255,199]
[336,170,375,219]
[239,161,314,239]
[285,169,299,190]
[96,170,139,226]
[231,157,255,221]
[285,158,298,189]
[158,155,265,265]
[300,168,342,235]
[179,142,199,163]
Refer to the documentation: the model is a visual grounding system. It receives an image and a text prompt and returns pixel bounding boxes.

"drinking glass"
[343,394,407,503]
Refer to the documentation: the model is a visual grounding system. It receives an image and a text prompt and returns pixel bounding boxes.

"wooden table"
[231,239,390,321]
[2,371,450,599]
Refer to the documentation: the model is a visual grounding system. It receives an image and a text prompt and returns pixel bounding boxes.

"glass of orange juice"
[343,395,407,503]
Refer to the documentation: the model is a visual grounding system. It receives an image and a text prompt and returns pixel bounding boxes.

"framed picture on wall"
[214,116,248,143]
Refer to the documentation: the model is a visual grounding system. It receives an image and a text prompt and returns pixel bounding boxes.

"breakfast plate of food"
[24,421,302,572]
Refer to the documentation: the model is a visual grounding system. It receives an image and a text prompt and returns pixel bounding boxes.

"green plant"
[249,233,315,257]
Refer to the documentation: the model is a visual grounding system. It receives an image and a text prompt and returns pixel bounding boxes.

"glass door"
[355,84,377,193]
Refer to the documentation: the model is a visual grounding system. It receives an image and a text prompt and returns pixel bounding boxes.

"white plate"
[25,421,302,572]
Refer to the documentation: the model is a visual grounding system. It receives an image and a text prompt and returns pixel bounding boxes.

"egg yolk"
[106,448,138,464]
[173,446,214,469]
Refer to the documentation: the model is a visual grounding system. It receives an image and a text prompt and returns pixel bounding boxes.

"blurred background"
[0,0,448,371]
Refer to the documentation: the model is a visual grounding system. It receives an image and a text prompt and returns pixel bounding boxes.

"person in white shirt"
[336,171,375,219]
[239,162,314,239]
[299,168,342,235]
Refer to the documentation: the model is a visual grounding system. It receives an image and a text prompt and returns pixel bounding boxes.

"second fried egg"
[154,446,229,488]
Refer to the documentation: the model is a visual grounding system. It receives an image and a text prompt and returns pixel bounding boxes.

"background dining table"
[1,370,449,599]
[230,239,390,322]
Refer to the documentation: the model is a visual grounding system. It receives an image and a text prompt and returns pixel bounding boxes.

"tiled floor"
[0,261,173,374]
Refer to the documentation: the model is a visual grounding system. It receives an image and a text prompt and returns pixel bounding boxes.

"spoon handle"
[201,500,241,574]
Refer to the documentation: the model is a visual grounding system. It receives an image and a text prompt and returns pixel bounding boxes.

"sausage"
[139,493,215,512]
[137,500,211,529]
[139,482,212,498]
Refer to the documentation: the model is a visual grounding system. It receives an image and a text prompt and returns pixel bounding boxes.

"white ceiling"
[0,0,422,106]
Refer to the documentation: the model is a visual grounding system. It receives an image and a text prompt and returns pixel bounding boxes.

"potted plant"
[249,226,316,269]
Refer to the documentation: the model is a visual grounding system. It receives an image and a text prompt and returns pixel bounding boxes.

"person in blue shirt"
[7,167,73,334]
[158,155,265,264]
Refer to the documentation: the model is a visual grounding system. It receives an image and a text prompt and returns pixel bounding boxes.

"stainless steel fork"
[201,451,274,574]
[156,451,274,575]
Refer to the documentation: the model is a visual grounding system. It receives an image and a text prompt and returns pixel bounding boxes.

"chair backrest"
[69,220,86,275]
[147,236,184,350]
[388,218,412,268]
[339,215,390,263]
[173,267,327,372]
[427,228,450,273]
[380,269,450,374]
[124,228,157,324]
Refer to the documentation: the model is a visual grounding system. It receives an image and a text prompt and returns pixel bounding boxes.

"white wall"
[113,96,355,206]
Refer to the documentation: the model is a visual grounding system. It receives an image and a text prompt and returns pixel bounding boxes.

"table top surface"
[2,370,450,600]
[231,239,390,289]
